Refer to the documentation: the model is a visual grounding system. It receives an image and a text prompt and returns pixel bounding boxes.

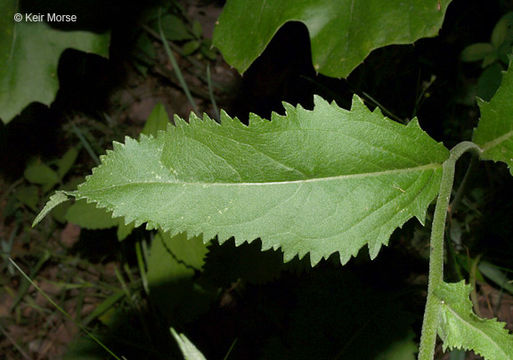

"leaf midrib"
[480,128,513,152]
[81,163,442,194]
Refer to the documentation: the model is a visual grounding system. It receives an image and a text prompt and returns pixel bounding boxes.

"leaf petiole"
[418,141,482,360]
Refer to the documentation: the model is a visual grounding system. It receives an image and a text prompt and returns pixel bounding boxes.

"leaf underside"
[213,0,452,77]
[62,96,447,265]
[0,8,110,123]
[435,281,513,360]
[474,63,513,175]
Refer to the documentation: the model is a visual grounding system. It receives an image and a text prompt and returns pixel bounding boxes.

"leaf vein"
[78,164,441,195]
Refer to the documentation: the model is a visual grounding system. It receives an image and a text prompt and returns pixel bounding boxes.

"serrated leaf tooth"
[260,241,273,252]
[233,236,246,246]
[186,231,199,240]
[283,250,297,263]
[111,141,123,152]
[219,110,234,125]
[173,114,187,127]
[219,109,230,121]
[307,252,321,266]
[193,229,204,237]
[133,219,144,228]
[313,94,330,108]
[281,101,296,115]
[406,117,420,129]
[415,211,428,226]
[202,113,211,123]
[368,241,383,260]
[372,105,385,117]
[188,112,202,124]
[338,252,351,266]
[202,229,216,241]
[125,136,138,146]
[350,94,367,111]
[248,113,263,127]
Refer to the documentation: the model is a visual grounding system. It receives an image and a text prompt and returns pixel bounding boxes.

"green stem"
[417,141,481,360]
[207,64,220,121]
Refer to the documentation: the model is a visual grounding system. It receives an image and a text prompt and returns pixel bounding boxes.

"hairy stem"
[417,141,482,360]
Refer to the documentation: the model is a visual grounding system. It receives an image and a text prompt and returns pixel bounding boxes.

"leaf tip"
[32,191,70,227]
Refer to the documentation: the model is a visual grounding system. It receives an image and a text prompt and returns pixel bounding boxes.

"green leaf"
[56,147,80,180]
[170,328,207,360]
[0,12,110,123]
[460,43,495,62]
[491,12,513,48]
[141,103,170,137]
[32,191,70,227]
[192,20,202,39]
[50,201,71,224]
[149,232,207,273]
[182,40,200,55]
[63,95,448,265]
[134,33,156,62]
[147,232,211,322]
[116,221,135,241]
[482,52,499,68]
[200,42,217,61]
[473,63,513,174]
[478,261,513,296]
[477,63,503,101]
[213,0,452,77]
[434,281,513,359]
[15,185,39,210]
[449,350,467,360]
[65,199,134,240]
[65,199,119,230]
[24,160,59,187]
[154,14,193,41]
